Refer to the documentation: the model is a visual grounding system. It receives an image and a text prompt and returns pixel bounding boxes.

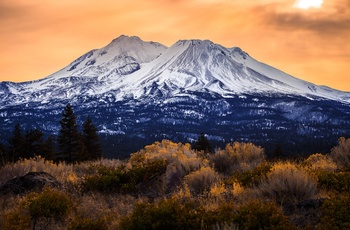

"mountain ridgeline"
[1,35,350,157]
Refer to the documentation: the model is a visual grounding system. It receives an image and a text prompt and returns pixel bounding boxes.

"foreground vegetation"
[0,137,350,229]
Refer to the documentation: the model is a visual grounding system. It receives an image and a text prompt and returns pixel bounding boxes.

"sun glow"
[293,0,323,9]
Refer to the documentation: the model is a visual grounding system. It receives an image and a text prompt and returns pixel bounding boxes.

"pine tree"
[192,133,212,154]
[0,142,7,166]
[41,136,56,160]
[272,144,283,159]
[8,123,24,161]
[57,104,82,163]
[23,129,44,159]
[82,116,102,161]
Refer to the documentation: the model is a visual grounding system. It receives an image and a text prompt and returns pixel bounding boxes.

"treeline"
[0,104,102,165]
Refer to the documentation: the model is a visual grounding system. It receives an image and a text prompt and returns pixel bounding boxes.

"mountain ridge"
[0,35,349,157]
[1,35,349,109]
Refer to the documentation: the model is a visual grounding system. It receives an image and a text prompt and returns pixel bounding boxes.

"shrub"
[232,162,271,187]
[1,209,31,230]
[83,159,167,194]
[119,198,204,230]
[129,140,208,193]
[304,153,337,172]
[130,140,205,173]
[330,137,350,169]
[0,156,124,192]
[68,216,108,230]
[202,202,237,228]
[317,171,350,193]
[259,162,318,204]
[25,187,72,228]
[203,199,295,229]
[184,166,220,196]
[129,158,168,184]
[210,142,265,176]
[83,165,128,193]
[319,194,350,230]
[0,155,75,185]
[234,199,296,230]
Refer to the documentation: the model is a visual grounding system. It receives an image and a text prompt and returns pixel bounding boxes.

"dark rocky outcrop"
[0,172,61,195]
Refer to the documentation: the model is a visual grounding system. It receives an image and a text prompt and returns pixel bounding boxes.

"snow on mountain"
[1,35,350,108]
[1,35,350,157]
[97,38,350,103]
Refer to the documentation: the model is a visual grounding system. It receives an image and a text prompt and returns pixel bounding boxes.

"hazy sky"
[0,0,349,91]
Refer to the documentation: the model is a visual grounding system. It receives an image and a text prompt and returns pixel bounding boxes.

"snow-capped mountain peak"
[101,35,167,63]
[1,35,350,156]
[0,36,350,108]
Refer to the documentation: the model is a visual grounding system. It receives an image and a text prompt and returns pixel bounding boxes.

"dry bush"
[0,156,75,185]
[0,189,145,230]
[304,153,337,172]
[74,158,124,176]
[209,183,227,198]
[259,161,318,205]
[67,216,108,230]
[210,142,265,176]
[232,161,272,188]
[0,156,124,193]
[72,193,144,229]
[1,208,31,230]
[184,166,220,196]
[24,187,72,229]
[234,199,296,230]
[330,137,350,169]
[119,198,205,230]
[130,140,205,173]
[129,140,207,193]
[0,194,29,229]
[319,194,350,229]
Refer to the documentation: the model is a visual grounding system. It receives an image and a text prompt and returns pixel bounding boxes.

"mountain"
[1,35,350,157]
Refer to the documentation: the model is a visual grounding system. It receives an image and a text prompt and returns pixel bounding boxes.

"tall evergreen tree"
[41,136,56,160]
[192,133,213,154]
[23,129,44,159]
[82,116,102,161]
[0,142,7,166]
[57,104,81,163]
[8,123,24,161]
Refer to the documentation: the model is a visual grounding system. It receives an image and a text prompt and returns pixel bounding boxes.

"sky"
[0,0,349,91]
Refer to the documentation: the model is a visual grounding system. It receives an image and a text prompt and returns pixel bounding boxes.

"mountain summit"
[1,35,349,107]
[1,35,350,156]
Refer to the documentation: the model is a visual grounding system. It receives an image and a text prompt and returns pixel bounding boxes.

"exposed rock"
[0,172,61,195]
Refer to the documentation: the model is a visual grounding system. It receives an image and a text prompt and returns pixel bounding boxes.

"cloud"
[259,0,350,37]
[0,1,28,18]
[0,1,43,30]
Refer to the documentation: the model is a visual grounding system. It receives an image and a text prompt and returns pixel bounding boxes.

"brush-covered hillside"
[1,137,350,229]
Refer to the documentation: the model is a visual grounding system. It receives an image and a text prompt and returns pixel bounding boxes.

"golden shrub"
[304,153,337,172]
[259,162,318,205]
[210,142,265,175]
[0,156,75,185]
[184,166,220,196]
[129,140,208,193]
[330,137,350,169]
[1,208,31,230]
